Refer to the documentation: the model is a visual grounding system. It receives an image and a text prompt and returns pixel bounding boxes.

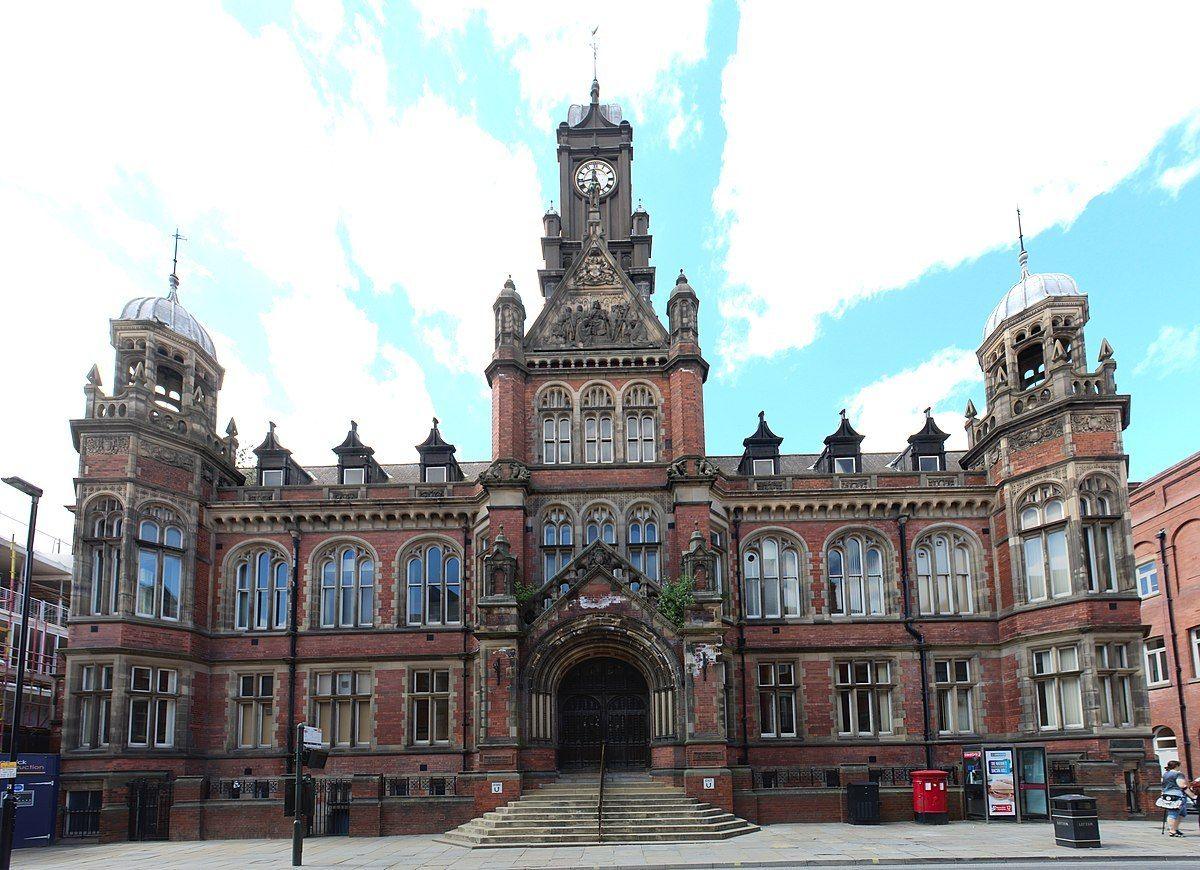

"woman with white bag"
[1159,759,1195,837]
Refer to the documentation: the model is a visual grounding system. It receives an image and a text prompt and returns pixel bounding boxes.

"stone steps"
[440,773,759,848]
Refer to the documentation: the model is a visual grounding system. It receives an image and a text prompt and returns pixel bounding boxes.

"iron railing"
[753,766,958,790]
[597,739,607,842]
[384,775,456,797]
[206,777,282,800]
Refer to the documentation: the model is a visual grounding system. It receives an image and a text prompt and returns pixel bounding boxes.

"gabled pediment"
[525,539,670,631]
[524,234,668,353]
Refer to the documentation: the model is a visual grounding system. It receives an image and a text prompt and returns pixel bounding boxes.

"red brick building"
[57,80,1155,843]
[1130,450,1200,778]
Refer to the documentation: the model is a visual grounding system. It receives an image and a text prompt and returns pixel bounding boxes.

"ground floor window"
[410,668,450,745]
[128,666,177,748]
[236,673,275,748]
[836,660,892,736]
[63,790,101,837]
[313,671,372,748]
[934,658,974,734]
[757,662,797,737]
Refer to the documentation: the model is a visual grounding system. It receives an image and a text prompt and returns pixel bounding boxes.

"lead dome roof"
[118,289,216,359]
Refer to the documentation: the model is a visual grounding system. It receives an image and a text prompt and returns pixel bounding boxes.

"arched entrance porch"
[558,657,649,769]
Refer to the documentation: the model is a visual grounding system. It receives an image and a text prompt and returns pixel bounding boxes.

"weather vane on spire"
[591,26,599,80]
[169,227,187,300]
[1016,207,1029,279]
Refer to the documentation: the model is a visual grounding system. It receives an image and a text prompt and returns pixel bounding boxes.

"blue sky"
[2,0,1199,542]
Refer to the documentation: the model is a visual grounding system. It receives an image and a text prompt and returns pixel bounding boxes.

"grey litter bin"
[1051,793,1100,848]
[846,781,881,825]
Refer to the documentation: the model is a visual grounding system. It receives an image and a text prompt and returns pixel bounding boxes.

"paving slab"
[15,820,1200,868]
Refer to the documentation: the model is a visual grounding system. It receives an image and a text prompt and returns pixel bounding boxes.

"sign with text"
[302,726,324,748]
[984,749,1016,818]
[0,762,15,780]
[703,778,715,790]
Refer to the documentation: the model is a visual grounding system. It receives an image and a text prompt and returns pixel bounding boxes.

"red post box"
[912,769,949,824]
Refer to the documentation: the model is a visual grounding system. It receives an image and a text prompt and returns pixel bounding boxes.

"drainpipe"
[462,518,471,773]
[1159,529,1192,775]
[731,509,749,766]
[286,527,301,773]
[897,514,933,769]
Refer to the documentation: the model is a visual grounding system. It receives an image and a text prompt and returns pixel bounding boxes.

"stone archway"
[523,614,682,766]
[558,657,650,769]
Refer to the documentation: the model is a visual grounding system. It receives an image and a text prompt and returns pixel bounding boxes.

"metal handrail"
[597,740,607,842]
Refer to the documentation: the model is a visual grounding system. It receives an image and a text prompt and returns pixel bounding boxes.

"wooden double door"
[558,657,650,770]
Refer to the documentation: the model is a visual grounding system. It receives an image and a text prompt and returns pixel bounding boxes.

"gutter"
[897,514,933,768]
[1159,529,1192,774]
[731,509,750,766]
[286,527,301,773]
[462,518,471,773]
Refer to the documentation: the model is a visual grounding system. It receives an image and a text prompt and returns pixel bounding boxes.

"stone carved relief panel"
[83,435,130,455]
[1009,418,1064,450]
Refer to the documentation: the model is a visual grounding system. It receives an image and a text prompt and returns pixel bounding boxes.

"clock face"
[575,160,617,197]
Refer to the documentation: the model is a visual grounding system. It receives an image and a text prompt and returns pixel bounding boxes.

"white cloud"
[1133,324,1200,378]
[843,348,981,452]
[412,1,710,129]
[715,2,1200,372]
[0,3,546,538]
[1159,158,1200,195]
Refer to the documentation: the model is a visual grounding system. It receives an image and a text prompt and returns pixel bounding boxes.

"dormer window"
[341,467,365,485]
[752,458,775,476]
[917,455,942,472]
[833,457,857,474]
[423,466,447,484]
[261,469,284,487]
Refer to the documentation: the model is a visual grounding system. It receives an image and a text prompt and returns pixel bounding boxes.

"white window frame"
[340,467,365,485]
[409,668,451,746]
[1096,642,1134,728]
[836,660,893,736]
[234,549,289,632]
[1032,645,1083,731]
[127,666,177,748]
[934,658,974,735]
[833,457,857,474]
[1137,561,1160,598]
[313,671,372,748]
[319,546,376,629]
[742,536,802,619]
[915,532,974,615]
[917,455,942,472]
[757,662,797,738]
[423,465,448,483]
[1144,638,1170,687]
[751,458,775,476]
[404,545,461,627]
[260,469,284,487]
[1019,488,1071,602]
[236,673,275,749]
[827,535,886,616]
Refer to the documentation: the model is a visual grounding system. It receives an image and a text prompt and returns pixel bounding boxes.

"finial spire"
[590,26,599,84]
[1016,208,1029,279]
[168,227,187,301]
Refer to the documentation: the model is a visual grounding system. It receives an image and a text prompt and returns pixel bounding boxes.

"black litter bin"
[1051,794,1100,848]
[846,781,881,825]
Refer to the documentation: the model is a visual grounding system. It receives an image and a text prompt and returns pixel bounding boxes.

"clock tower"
[539,77,655,301]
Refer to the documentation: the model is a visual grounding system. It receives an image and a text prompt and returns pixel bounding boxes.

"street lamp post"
[0,476,42,870]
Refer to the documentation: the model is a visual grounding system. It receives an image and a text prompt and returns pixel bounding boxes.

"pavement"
[17,820,1200,868]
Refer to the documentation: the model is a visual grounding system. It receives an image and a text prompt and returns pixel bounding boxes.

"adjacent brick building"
[57,78,1155,843]
[1130,450,1200,777]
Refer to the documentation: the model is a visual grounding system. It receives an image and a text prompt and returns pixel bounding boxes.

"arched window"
[542,508,574,582]
[1019,484,1070,601]
[539,387,572,465]
[915,531,975,615]
[135,505,185,621]
[742,535,801,619]
[153,363,184,411]
[319,545,375,628]
[623,383,657,463]
[627,505,660,582]
[405,544,461,626]
[827,533,886,616]
[1079,476,1119,593]
[1017,342,1045,390]
[233,547,289,631]
[83,497,123,616]
[584,506,616,546]
[582,386,615,464]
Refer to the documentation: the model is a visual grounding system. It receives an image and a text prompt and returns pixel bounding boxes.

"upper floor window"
[542,508,574,582]
[743,535,802,619]
[84,497,123,616]
[1144,637,1169,687]
[128,666,177,748]
[582,385,615,464]
[1019,485,1070,602]
[153,363,184,411]
[539,387,572,465]
[135,506,184,621]
[320,546,375,628]
[626,414,657,463]
[1079,477,1119,593]
[75,664,112,749]
[1137,561,1160,597]
[1032,645,1082,730]
[261,469,284,487]
[341,467,365,485]
[233,548,288,631]
[405,544,460,626]
[627,506,660,582]
[584,506,617,546]
[833,457,857,474]
[917,455,942,472]
[751,458,775,476]
[827,534,885,616]
[915,531,974,615]
[1096,642,1134,727]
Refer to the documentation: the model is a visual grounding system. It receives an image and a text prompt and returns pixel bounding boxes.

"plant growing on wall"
[656,576,694,628]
